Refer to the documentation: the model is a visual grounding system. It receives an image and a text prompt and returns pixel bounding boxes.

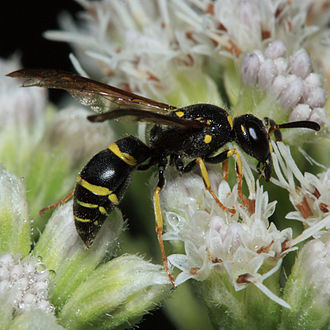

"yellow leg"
[222,158,229,181]
[196,157,236,214]
[153,185,176,288]
[225,150,251,209]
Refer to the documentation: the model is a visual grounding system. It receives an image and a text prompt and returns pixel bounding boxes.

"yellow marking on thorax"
[241,124,246,134]
[204,134,212,144]
[109,193,119,205]
[227,115,233,129]
[195,117,211,125]
[77,176,112,196]
[108,143,137,166]
[175,111,185,117]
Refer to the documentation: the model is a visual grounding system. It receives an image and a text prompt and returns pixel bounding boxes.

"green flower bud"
[33,202,124,310]
[0,165,30,256]
[280,234,330,329]
[8,310,63,330]
[59,254,170,329]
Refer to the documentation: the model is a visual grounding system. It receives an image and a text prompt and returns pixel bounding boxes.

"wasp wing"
[88,108,204,129]
[7,68,175,114]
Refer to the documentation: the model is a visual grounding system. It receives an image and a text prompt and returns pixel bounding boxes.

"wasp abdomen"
[73,136,151,247]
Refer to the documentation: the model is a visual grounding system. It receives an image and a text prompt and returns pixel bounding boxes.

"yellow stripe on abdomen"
[108,143,137,166]
[77,176,112,196]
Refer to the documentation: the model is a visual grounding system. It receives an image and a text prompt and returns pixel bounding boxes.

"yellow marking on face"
[74,215,92,223]
[98,206,107,215]
[240,124,246,134]
[227,115,233,129]
[108,193,119,205]
[204,134,212,144]
[77,177,112,196]
[94,221,99,226]
[77,200,98,208]
[175,111,185,117]
[108,143,137,166]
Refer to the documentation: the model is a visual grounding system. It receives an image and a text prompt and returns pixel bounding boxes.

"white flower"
[161,164,291,307]
[0,55,46,139]
[170,0,319,57]
[45,0,202,101]
[271,141,330,233]
[0,253,55,315]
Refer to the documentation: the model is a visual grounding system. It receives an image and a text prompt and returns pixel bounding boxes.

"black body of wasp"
[8,69,320,287]
[73,136,151,247]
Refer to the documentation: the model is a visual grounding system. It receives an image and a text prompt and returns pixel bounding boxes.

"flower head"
[4,0,330,328]
[162,166,292,308]
[0,253,55,315]
[271,141,330,233]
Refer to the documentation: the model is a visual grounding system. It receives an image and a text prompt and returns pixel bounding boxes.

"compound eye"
[248,126,258,140]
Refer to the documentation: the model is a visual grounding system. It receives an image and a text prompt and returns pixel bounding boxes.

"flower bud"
[271,75,287,97]
[289,48,312,79]
[0,166,30,256]
[258,58,277,90]
[305,87,327,108]
[241,53,260,86]
[281,235,330,329]
[279,75,303,110]
[59,255,170,329]
[309,107,327,125]
[289,104,312,122]
[7,310,63,330]
[33,202,124,309]
[273,57,288,75]
[264,40,287,59]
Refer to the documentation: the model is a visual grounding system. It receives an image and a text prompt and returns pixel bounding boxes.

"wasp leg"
[205,149,251,210]
[39,189,75,216]
[153,160,176,288]
[222,159,229,181]
[174,154,184,172]
[195,157,236,214]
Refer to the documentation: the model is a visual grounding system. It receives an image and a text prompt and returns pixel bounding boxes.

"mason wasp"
[7,69,320,287]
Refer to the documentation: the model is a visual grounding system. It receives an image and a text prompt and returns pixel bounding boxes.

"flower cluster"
[0,253,55,315]
[241,41,327,125]
[271,141,330,234]
[162,167,291,307]
[45,0,210,103]
[2,0,330,328]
